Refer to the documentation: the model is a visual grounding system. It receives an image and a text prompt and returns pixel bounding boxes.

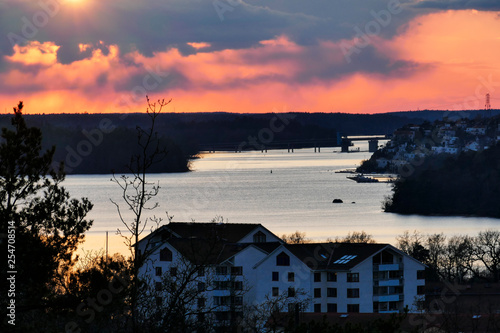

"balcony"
[373,294,404,302]
[378,279,403,287]
[375,263,402,271]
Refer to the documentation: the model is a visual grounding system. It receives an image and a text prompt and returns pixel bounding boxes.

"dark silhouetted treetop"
[0,102,93,331]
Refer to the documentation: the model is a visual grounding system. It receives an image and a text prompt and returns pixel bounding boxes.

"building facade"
[137,222,425,327]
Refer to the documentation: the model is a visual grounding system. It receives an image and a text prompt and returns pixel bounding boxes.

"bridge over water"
[199,134,389,153]
[341,135,390,153]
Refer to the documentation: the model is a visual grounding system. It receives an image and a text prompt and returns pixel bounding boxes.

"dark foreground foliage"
[384,143,500,218]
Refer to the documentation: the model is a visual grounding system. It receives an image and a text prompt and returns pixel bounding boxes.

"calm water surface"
[65,143,499,254]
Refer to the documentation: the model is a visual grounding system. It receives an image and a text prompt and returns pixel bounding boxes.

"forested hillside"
[384,143,500,218]
[1,109,498,174]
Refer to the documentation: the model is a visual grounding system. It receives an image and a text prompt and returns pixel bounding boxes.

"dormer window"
[160,248,172,261]
[276,252,290,266]
[253,231,266,243]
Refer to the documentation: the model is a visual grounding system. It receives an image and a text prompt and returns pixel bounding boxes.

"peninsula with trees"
[357,115,500,218]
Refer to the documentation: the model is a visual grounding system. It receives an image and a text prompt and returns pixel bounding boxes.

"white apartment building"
[137,222,426,328]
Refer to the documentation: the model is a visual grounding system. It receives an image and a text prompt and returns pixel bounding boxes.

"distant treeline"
[384,143,500,218]
[1,109,499,174]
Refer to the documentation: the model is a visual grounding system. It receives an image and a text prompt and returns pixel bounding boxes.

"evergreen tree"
[0,102,93,331]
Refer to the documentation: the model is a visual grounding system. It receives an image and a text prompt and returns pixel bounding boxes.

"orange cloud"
[187,42,211,50]
[1,10,499,115]
[7,41,60,66]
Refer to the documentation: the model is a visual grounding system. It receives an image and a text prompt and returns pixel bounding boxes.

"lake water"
[65,141,499,255]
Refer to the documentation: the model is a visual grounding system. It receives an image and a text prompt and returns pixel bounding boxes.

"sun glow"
[64,0,86,5]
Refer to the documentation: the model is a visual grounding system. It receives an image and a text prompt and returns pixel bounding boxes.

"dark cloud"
[413,0,500,10]
[0,0,485,93]
[113,68,189,93]
[56,41,111,64]
[0,0,422,64]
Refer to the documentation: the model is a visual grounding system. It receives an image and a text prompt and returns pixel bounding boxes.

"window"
[197,313,205,322]
[215,281,229,290]
[232,296,243,305]
[215,311,229,321]
[155,282,162,291]
[327,272,337,282]
[314,304,321,313]
[314,288,321,298]
[389,301,398,311]
[155,296,162,307]
[347,273,359,282]
[159,248,172,261]
[347,288,359,298]
[198,282,206,292]
[155,267,162,276]
[288,303,299,313]
[288,287,296,297]
[373,286,384,295]
[327,288,337,298]
[347,304,359,313]
[216,266,228,275]
[288,272,295,282]
[417,285,425,295]
[198,297,206,308]
[272,271,279,281]
[231,266,243,275]
[417,270,425,280]
[374,250,394,264]
[314,272,322,282]
[214,296,230,306]
[253,231,267,243]
[277,252,290,266]
[333,254,357,264]
[233,281,243,290]
[327,303,337,313]
[272,287,279,296]
[389,270,402,279]
[170,267,178,276]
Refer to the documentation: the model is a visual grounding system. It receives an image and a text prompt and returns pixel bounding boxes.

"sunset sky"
[1,0,500,114]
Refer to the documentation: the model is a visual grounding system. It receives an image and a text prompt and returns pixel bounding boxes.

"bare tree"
[139,236,251,332]
[445,235,476,282]
[110,96,171,332]
[241,289,310,333]
[281,231,310,244]
[396,230,430,264]
[426,233,447,277]
[333,231,376,243]
[473,230,500,282]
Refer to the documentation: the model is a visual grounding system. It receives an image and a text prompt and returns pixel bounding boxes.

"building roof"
[138,222,267,246]
[252,242,282,254]
[142,223,424,269]
[166,222,264,242]
[166,238,253,265]
[285,242,389,270]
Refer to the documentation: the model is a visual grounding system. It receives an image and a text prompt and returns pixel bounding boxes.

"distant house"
[440,129,456,138]
[464,141,481,152]
[466,126,486,136]
[393,130,415,141]
[137,222,426,328]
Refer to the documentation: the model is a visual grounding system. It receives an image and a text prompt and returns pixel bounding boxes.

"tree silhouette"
[0,102,93,331]
[111,96,171,332]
